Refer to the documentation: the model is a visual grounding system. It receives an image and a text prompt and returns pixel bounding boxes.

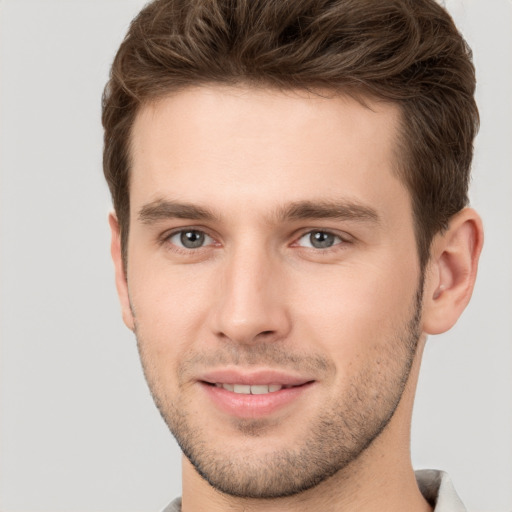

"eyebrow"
[138,198,379,225]
[274,200,380,224]
[138,199,219,224]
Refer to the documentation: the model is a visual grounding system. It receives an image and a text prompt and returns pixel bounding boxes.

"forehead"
[129,85,407,221]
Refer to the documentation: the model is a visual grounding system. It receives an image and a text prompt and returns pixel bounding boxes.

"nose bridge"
[213,238,290,343]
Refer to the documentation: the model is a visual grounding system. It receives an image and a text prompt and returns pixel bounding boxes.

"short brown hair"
[102,0,478,269]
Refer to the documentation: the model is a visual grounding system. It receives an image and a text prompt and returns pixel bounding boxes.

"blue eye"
[168,230,213,249]
[297,231,342,249]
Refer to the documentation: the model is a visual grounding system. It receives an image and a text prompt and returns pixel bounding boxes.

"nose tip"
[211,255,291,345]
[214,293,291,344]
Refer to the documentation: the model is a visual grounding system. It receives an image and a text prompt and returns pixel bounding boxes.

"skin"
[110,86,483,512]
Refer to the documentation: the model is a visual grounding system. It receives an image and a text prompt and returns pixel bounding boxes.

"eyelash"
[299,229,349,247]
[160,228,352,254]
[160,228,218,254]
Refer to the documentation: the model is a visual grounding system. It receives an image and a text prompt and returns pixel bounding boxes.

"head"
[103,0,482,503]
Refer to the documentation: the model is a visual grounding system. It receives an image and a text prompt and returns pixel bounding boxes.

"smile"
[199,373,316,418]
[213,383,291,394]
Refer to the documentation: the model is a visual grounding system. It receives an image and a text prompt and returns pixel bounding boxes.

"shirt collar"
[415,469,467,512]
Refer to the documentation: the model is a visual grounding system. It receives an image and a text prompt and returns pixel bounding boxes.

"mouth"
[208,383,301,394]
[198,370,316,418]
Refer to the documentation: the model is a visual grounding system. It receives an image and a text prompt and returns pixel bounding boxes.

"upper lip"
[198,369,314,386]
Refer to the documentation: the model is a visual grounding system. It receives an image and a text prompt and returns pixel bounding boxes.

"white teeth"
[217,383,284,394]
[250,385,270,395]
[233,384,251,394]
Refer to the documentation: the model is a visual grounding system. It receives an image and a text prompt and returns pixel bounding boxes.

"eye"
[167,229,214,249]
[296,230,343,249]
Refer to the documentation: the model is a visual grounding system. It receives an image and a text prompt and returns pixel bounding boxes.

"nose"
[211,243,292,345]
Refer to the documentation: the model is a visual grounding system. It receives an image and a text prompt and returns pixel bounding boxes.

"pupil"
[181,230,205,248]
[311,231,334,248]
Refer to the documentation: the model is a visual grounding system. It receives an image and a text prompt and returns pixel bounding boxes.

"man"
[102,0,483,510]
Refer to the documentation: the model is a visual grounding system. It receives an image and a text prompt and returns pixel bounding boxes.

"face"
[120,86,424,498]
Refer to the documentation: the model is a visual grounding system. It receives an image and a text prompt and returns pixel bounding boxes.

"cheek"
[290,259,420,361]
[128,257,216,360]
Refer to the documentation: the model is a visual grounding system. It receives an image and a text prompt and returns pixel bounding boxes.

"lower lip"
[200,382,314,418]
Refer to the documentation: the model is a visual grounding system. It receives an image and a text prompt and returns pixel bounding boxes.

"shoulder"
[160,497,182,512]
[415,469,466,512]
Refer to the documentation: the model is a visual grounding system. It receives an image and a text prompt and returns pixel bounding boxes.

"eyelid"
[292,228,353,247]
[159,226,219,249]
[157,225,353,253]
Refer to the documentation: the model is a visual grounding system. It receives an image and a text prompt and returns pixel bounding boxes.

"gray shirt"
[161,469,466,512]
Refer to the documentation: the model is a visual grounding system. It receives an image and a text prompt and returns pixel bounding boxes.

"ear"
[422,208,484,335]
[108,212,135,331]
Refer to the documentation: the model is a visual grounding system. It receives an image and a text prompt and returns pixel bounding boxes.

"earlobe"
[422,208,484,335]
[108,212,135,331]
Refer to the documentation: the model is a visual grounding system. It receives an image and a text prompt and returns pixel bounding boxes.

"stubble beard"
[135,282,424,499]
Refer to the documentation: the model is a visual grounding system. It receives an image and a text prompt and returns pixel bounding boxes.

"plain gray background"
[0,1,511,511]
